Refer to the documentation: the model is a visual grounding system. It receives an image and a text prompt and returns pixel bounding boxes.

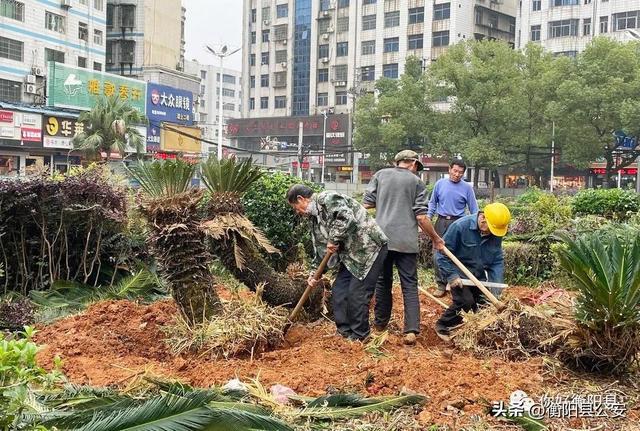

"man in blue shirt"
[427,159,478,297]
[434,203,511,341]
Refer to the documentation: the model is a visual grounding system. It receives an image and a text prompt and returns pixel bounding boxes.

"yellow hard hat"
[483,203,511,237]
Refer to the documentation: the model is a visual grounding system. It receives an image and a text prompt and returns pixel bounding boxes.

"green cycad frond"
[201,157,263,195]
[126,159,196,198]
[295,394,426,420]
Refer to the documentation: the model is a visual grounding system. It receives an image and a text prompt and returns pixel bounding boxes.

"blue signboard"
[614,130,638,150]
[146,83,194,126]
[146,124,161,152]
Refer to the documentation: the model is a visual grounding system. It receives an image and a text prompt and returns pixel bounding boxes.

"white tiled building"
[184,59,242,151]
[517,0,640,54]
[0,0,107,104]
[241,0,518,118]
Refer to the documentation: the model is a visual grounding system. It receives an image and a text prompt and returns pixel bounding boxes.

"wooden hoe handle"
[288,252,333,321]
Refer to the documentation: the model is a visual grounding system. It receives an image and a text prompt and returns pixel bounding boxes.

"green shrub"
[572,188,640,219]
[503,241,555,285]
[516,187,545,205]
[243,172,321,269]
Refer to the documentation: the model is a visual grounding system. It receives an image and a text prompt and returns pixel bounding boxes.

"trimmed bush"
[572,188,640,219]
[503,241,555,285]
[243,171,321,269]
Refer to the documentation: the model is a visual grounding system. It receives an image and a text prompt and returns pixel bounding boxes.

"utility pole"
[297,121,303,179]
[550,121,555,193]
[321,110,327,185]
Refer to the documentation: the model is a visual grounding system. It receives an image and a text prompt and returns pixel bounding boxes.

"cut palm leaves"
[294,394,426,420]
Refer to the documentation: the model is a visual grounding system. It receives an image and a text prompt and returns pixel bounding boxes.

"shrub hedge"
[572,188,640,219]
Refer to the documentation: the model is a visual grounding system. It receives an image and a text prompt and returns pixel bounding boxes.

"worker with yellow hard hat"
[434,202,511,341]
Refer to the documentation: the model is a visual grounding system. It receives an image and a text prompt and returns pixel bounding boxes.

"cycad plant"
[201,157,321,312]
[127,159,222,324]
[555,230,640,372]
[73,95,147,161]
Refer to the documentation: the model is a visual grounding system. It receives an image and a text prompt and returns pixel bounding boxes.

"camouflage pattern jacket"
[309,191,388,280]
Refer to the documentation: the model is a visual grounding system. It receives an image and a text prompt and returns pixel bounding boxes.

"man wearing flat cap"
[363,150,445,345]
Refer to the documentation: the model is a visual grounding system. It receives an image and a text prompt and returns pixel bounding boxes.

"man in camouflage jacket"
[287,184,388,341]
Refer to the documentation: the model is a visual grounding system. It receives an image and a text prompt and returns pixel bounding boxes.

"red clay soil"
[35,288,550,427]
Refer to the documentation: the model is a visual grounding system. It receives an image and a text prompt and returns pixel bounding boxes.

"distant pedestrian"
[427,159,478,297]
[363,150,445,345]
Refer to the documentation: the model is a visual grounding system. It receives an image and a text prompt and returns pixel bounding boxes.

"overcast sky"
[183,0,243,71]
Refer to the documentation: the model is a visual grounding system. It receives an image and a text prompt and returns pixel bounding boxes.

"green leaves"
[296,394,426,420]
[126,159,196,198]
[200,157,263,195]
[572,188,640,220]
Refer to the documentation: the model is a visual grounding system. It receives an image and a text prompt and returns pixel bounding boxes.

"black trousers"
[436,285,488,333]
[374,251,420,334]
[332,245,388,340]
[433,216,460,289]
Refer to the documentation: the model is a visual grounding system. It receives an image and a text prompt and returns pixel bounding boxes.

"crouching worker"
[434,203,511,342]
[287,185,388,341]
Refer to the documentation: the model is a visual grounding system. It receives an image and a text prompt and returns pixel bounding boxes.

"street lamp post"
[206,44,240,160]
[321,111,327,185]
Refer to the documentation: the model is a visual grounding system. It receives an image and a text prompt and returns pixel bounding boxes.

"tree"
[428,40,523,186]
[73,95,147,161]
[552,37,640,187]
[354,57,437,170]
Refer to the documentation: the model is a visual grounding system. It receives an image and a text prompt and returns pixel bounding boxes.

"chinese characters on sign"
[43,116,84,149]
[146,83,193,126]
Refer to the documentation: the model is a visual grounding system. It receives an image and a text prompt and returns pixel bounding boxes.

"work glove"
[447,277,464,290]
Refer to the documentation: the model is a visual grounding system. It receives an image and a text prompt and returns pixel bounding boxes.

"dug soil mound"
[36,289,545,426]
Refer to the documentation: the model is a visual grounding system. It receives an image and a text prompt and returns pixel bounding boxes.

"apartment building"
[241,0,518,119]
[517,0,640,54]
[0,0,107,104]
[184,59,242,152]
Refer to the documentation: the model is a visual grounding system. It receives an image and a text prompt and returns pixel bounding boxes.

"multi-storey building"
[241,0,518,118]
[0,0,107,104]
[517,0,640,55]
[184,59,242,153]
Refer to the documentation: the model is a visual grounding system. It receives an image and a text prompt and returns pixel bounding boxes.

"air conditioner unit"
[282,39,288,45]
[61,0,72,8]
[322,33,329,40]
[326,27,334,33]
[25,84,37,94]
[25,74,36,84]
[321,57,329,63]
[280,62,287,68]
[32,66,44,76]
[263,19,270,26]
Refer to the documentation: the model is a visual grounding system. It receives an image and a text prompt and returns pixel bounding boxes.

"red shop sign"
[0,110,14,123]
[21,127,42,142]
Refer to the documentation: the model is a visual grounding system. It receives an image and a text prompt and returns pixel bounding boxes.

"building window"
[0,78,21,102]
[489,13,498,28]
[93,62,102,71]
[551,0,579,5]
[261,74,269,87]
[318,19,330,33]
[222,88,235,97]
[384,11,400,28]
[317,92,328,106]
[336,41,348,57]
[585,0,591,3]
[276,50,287,63]
[200,84,206,95]
[79,0,87,5]
[94,29,103,45]
[362,14,376,31]
[94,0,103,10]
[338,0,349,7]
[45,48,65,63]
[106,40,114,64]
[261,51,269,65]
[78,22,88,41]
[318,44,329,58]
[600,16,608,33]
[383,63,398,79]
[274,71,287,87]
[121,40,135,62]
[475,8,482,24]
[0,0,24,21]
[549,19,579,38]
[583,18,591,36]
[45,11,66,33]
[361,40,375,55]
[318,68,329,82]
[531,25,541,41]
[276,3,288,18]
[223,74,235,84]
[0,36,23,61]
[409,7,424,24]
[613,11,640,31]
[262,6,271,21]
[363,0,376,4]
[361,66,375,81]
[408,34,423,50]
[532,0,541,11]
[78,56,87,68]
[200,70,207,79]
[384,37,399,53]
[320,0,331,11]
[107,3,114,28]
[250,54,256,66]
[262,29,270,42]
[120,4,135,27]
[275,96,286,109]
[249,98,255,110]
[251,8,256,22]
[336,91,348,105]
[251,32,256,44]
[433,3,450,20]
[260,97,269,109]
[274,24,288,40]
[223,102,235,111]
[334,64,347,81]
[250,75,255,88]
[432,30,450,47]
[337,17,349,32]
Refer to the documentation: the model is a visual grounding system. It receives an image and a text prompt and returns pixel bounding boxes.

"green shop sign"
[46,62,146,113]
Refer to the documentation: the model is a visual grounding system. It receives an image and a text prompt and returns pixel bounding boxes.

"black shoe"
[435,328,451,342]
[433,285,447,298]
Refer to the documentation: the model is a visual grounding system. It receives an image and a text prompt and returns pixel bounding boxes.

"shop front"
[588,163,638,189]
[0,109,46,177]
